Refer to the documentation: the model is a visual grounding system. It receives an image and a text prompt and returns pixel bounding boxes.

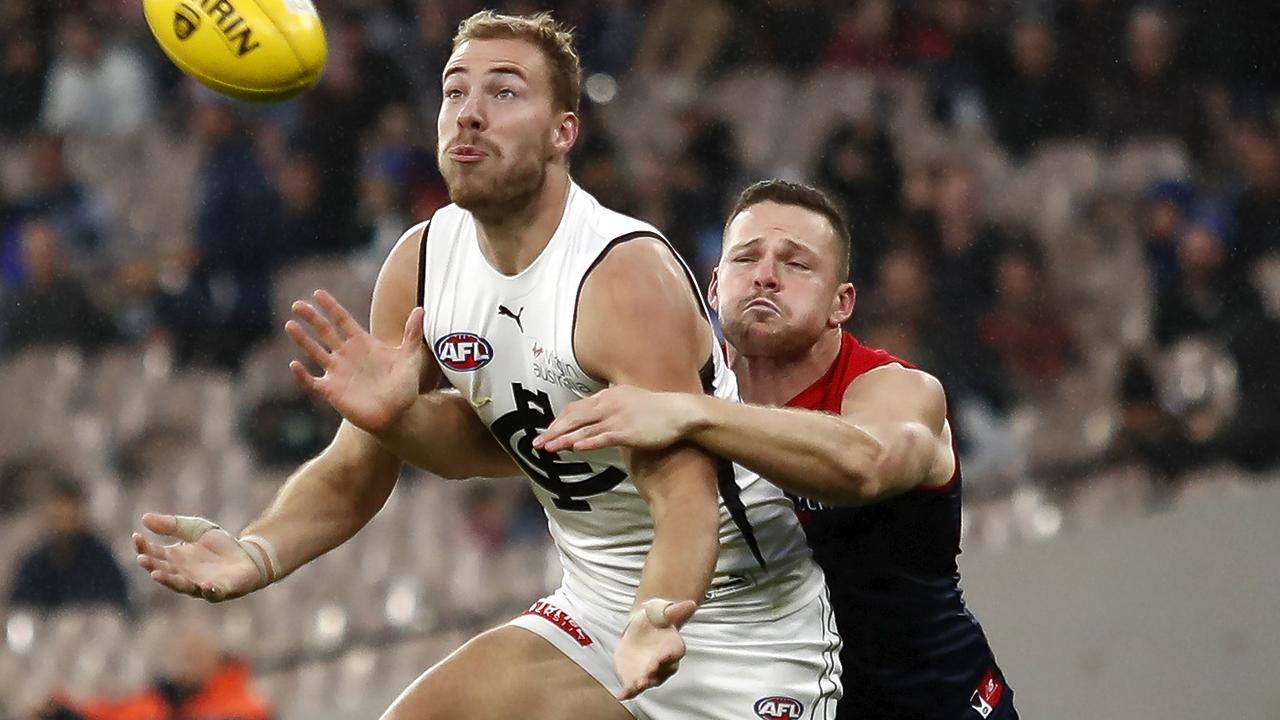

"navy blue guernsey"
[787,331,1016,720]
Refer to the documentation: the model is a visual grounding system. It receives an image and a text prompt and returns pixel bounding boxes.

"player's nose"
[456,94,485,130]
[751,260,780,289]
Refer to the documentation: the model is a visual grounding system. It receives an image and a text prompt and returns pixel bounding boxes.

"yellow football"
[142,0,327,102]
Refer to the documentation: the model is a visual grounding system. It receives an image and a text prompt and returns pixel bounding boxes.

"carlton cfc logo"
[754,696,803,719]
[435,332,494,372]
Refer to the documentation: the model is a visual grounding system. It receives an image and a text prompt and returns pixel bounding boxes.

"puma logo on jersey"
[497,304,524,332]
[434,332,494,372]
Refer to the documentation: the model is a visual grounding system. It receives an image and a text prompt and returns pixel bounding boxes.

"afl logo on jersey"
[435,332,494,372]
[754,696,803,719]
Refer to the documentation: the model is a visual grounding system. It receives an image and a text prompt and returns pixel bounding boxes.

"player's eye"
[786,261,810,270]
[444,87,464,100]
[496,88,516,99]
[732,255,755,264]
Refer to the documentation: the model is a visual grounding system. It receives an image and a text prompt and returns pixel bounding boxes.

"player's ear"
[707,267,720,310]
[830,282,855,328]
[553,112,579,155]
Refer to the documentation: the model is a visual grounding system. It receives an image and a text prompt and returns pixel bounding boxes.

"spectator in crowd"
[986,15,1091,158]
[978,246,1078,400]
[814,118,901,286]
[573,0,644,78]
[1,218,116,356]
[1154,209,1247,346]
[926,161,1008,319]
[271,153,332,261]
[913,161,1018,414]
[0,0,49,138]
[820,0,902,71]
[165,96,278,369]
[906,0,1002,129]
[1141,179,1196,294]
[1226,108,1280,282]
[1094,6,1206,157]
[1111,353,1204,482]
[49,624,273,720]
[354,103,447,272]
[40,13,153,138]
[19,133,104,261]
[855,240,1015,466]
[401,0,454,119]
[8,475,129,613]
[856,245,944,367]
[294,9,411,247]
[573,119,639,219]
[1154,209,1280,469]
[633,0,731,85]
[664,110,740,278]
[363,103,445,226]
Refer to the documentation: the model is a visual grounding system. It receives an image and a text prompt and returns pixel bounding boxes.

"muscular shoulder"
[574,237,709,390]
[370,221,429,343]
[842,363,948,433]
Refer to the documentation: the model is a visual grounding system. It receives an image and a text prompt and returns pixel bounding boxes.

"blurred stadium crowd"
[2,0,1279,718]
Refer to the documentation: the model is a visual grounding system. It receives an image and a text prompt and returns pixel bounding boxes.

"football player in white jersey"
[133,11,838,720]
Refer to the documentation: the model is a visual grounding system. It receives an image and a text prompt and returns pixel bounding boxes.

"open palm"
[133,513,261,602]
[286,290,426,435]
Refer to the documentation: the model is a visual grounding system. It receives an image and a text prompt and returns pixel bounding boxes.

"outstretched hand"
[132,513,262,603]
[285,289,427,435]
[613,599,699,700]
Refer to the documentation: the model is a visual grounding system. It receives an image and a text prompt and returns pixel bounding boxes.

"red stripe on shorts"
[523,600,594,647]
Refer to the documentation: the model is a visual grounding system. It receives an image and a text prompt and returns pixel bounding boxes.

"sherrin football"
[143,0,327,102]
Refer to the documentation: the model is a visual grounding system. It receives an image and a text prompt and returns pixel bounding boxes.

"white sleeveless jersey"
[417,182,822,623]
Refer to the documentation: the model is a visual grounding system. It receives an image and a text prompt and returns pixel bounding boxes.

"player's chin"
[447,179,498,210]
[724,322,778,351]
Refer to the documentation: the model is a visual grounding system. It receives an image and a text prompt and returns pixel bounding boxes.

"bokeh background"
[1,1,1278,718]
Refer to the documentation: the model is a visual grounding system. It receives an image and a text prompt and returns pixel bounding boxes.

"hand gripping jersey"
[417,182,822,624]
[787,330,1016,720]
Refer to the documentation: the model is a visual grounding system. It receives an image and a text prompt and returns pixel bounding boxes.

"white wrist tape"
[238,534,282,587]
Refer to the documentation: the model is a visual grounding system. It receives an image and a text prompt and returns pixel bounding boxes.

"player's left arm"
[541,364,954,506]
[697,364,954,504]
[575,237,721,697]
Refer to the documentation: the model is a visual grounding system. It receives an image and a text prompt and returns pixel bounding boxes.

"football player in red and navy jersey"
[536,179,1018,720]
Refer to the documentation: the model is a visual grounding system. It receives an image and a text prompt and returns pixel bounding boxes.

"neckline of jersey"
[470,181,578,286]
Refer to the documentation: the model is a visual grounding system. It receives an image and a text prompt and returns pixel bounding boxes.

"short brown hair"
[725,180,852,281]
[453,10,581,114]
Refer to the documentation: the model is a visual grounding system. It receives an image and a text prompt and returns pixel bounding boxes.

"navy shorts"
[836,666,1017,720]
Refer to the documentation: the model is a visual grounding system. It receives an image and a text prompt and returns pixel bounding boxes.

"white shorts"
[507,586,842,719]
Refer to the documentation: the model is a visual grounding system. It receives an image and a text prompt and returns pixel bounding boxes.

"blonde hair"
[453,10,581,114]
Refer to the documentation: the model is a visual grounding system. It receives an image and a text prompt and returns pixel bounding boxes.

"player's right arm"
[573,238,721,700]
[134,227,515,603]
